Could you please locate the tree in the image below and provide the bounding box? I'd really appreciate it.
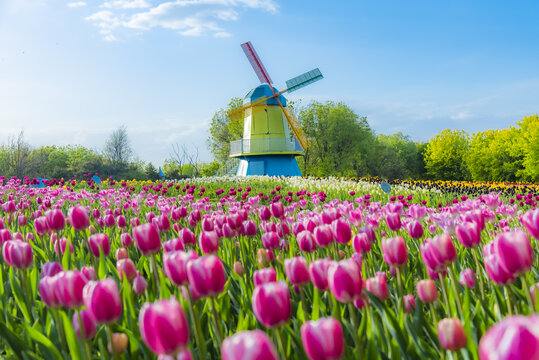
[207,98,244,163]
[425,129,470,180]
[144,162,159,181]
[7,131,32,179]
[103,125,132,177]
[516,114,539,181]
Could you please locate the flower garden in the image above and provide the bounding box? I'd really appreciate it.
[0,175,538,360]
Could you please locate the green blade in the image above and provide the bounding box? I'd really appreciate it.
[285,68,323,93]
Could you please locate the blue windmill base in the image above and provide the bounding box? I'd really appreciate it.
[235,155,302,177]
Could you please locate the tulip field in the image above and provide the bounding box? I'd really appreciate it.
[1,175,539,360]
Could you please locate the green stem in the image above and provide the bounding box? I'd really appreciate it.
[520,275,535,313]
[19,269,35,323]
[439,274,451,316]
[504,286,513,316]
[150,255,161,299]
[184,287,207,360]
[473,247,486,301]
[299,286,310,321]
[209,297,223,346]
[347,302,362,359]
[273,327,287,360]
[77,310,92,360]
[395,266,404,312]
[106,324,119,360]
[448,265,464,321]
[53,309,69,355]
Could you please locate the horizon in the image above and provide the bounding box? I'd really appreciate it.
[1,0,538,167]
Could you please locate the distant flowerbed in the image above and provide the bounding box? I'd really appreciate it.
[0,175,538,359]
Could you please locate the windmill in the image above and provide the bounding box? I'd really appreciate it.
[227,41,323,177]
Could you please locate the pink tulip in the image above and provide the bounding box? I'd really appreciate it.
[284,256,310,286]
[17,214,27,227]
[199,231,219,254]
[270,202,284,219]
[81,266,97,282]
[314,225,333,247]
[309,258,334,291]
[54,237,74,255]
[242,220,257,237]
[332,219,352,244]
[83,279,122,324]
[521,208,539,239]
[68,205,90,230]
[133,223,162,256]
[420,233,457,272]
[438,318,467,351]
[456,222,482,248]
[164,250,198,286]
[117,259,137,282]
[365,272,389,301]
[120,233,133,247]
[483,242,515,285]
[297,230,317,253]
[386,212,402,231]
[416,279,438,303]
[406,220,424,239]
[381,236,407,267]
[252,281,291,328]
[221,330,279,360]
[253,267,277,287]
[0,229,12,246]
[404,294,416,313]
[117,215,127,228]
[139,298,190,356]
[328,259,362,303]
[262,232,280,250]
[3,240,33,269]
[178,228,196,247]
[73,310,97,340]
[301,317,344,360]
[54,270,87,308]
[104,214,115,227]
[156,214,171,232]
[39,276,61,308]
[187,255,226,298]
[41,261,63,278]
[163,238,185,253]
[259,206,271,221]
[352,233,371,254]
[133,275,147,294]
[46,209,65,231]
[494,230,533,276]
[459,268,476,289]
[34,216,50,236]
[88,233,110,257]
[116,248,128,260]
[479,315,539,360]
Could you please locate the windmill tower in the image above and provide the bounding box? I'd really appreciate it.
[228,41,323,177]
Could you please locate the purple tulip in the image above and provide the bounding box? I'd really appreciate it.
[314,225,333,247]
[139,298,190,355]
[479,315,539,360]
[221,330,279,360]
[72,310,97,340]
[297,230,317,253]
[46,209,65,231]
[386,212,402,231]
[88,233,110,257]
[163,250,198,286]
[352,233,371,254]
[83,279,122,324]
[41,261,63,278]
[198,230,219,254]
[459,268,476,289]
[309,258,333,291]
[253,267,277,287]
[117,259,137,282]
[284,256,310,286]
[381,236,407,267]
[178,228,196,247]
[252,281,291,328]
[69,205,90,230]
[301,317,344,360]
[270,202,284,219]
[133,275,147,294]
[483,242,515,285]
[328,259,362,303]
[133,223,162,256]
[3,240,33,269]
[456,222,482,248]
[332,219,352,244]
[120,233,133,247]
[39,275,61,308]
[186,255,226,298]
[406,220,424,239]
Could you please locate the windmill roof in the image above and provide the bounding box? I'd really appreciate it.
[243,84,287,106]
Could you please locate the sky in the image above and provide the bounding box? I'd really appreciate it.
[1,0,539,166]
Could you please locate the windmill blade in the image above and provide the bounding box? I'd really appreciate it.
[271,95,310,150]
[226,88,288,122]
[241,41,273,84]
[285,68,323,93]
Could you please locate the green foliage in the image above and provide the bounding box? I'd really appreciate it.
[207,97,244,164]
[425,129,470,180]
[144,163,160,181]
[516,114,539,181]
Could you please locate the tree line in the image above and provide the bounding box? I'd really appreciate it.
[208,99,538,182]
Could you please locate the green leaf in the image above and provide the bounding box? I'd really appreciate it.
[9,268,32,323]
[311,288,320,321]
[60,311,83,360]
[0,319,26,358]
[25,323,63,360]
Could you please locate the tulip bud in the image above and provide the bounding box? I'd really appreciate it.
[406,220,424,239]
[54,270,87,308]
[284,256,310,286]
[233,261,245,277]
[365,272,389,301]
[133,223,162,256]
[69,205,90,231]
[416,279,438,303]
[494,230,533,276]
[187,255,226,298]
[314,224,334,248]
[108,333,129,355]
[309,258,333,291]
[437,318,467,351]
[116,247,128,260]
[46,209,65,231]
[133,275,147,295]
[163,250,198,287]
[72,310,97,340]
[253,267,277,287]
[386,212,402,231]
[83,279,122,324]
[459,268,476,289]
[41,261,63,278]
[328,259,362,303]
[262,232,280,250]
[521,208,539,239]
[88,233,110,257]
[332,219,352,244]
[3,240,33,269]
[117,259,137,282]
[456,222,482,248]
[297,230,317,253]
[258,248,271,267]
[381,236,407,267]
[198,231,219,254]
[420,234,457,272]
[404,294,416,313]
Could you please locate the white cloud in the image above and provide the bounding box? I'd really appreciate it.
[84,0,279,40]
[67,1,87,8]
[101,0,151,9]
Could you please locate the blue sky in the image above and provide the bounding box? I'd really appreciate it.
[1,0,538,166]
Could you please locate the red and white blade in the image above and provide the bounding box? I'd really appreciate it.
[241,41,273,85]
